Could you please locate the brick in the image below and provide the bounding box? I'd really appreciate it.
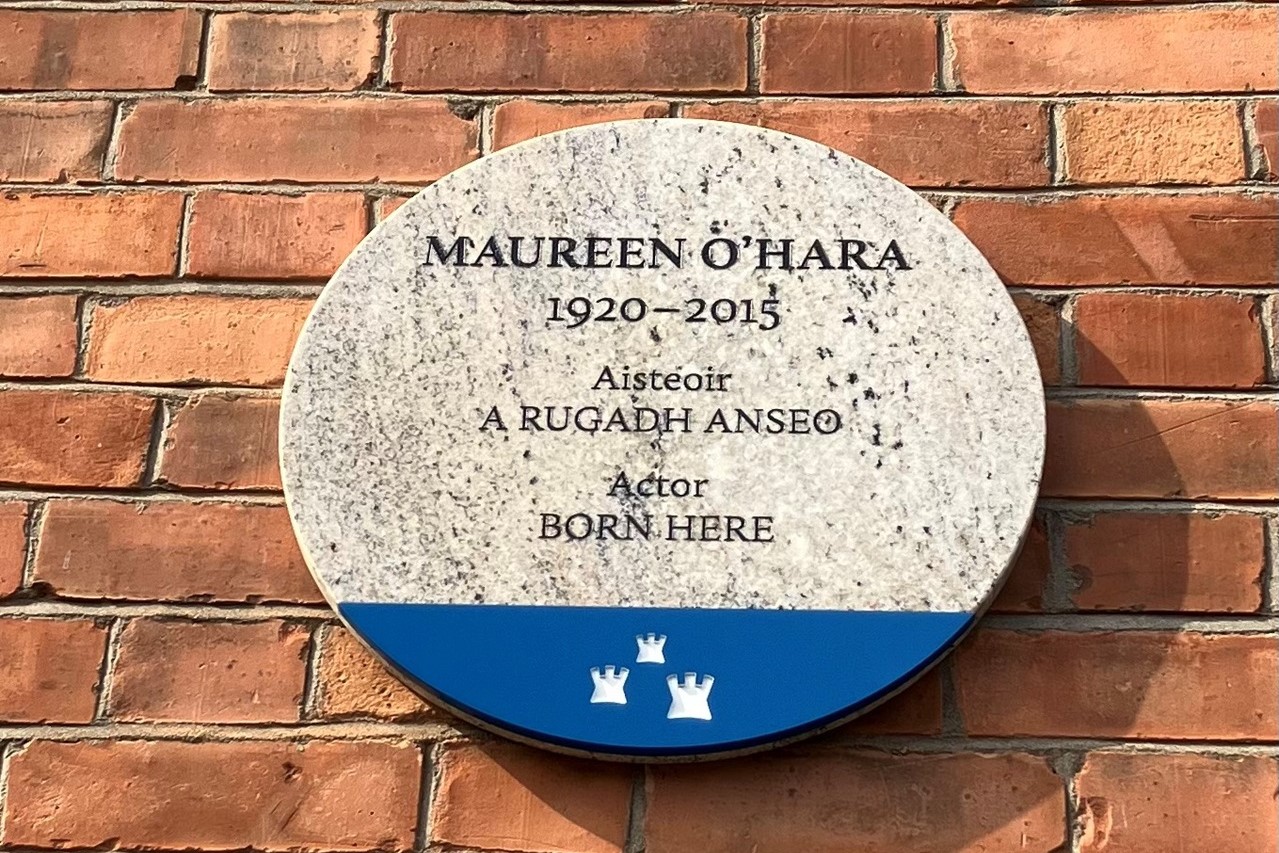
[0,618,106,723]
[685,100,1048,187]
[432,743,631,853]
[390,12,747,93]
[952,8,1278,94]
[1074,293,1265,388]
[493,100,669,150]
[991,513,1049,612]
[1063,100,1245,186]
[375,195,412,221]
[761,14,937,95]
[1064,512,1265,613]
[0,389,154,488]
[4,740,421,851]
[1011,294,1059,383]
[111,619,308,723]
[0,192,183,278]
[116,98,477,183]
[1256,100,1278,179]
[34,499,321,603]
[1043,399,1278,500]
[646,752,1065,853]
[0,10,200,90]
[209,12,379,92]
[954,630,1278,739]
[0,295,78,377]
[0,101,112,182]
[186,192,367,279]
[1076,753,1278,853]
[952,194,1279,286]
[85,296,313,386]
[715,0,1002,5]
[160,394,281,490]
[839,667,943,735]
[0,501,26,597]
[317,625,435,720]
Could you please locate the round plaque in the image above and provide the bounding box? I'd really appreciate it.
[281,120,1045,760]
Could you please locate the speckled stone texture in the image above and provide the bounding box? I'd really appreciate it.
[281,119,1044,614]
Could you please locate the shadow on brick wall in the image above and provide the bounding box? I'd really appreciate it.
[453,321,1210,853]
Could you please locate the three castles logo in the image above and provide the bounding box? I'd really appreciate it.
[280,121,1045,759]
[590,635,715,722]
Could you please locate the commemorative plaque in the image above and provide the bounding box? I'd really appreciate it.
[281,120,1045,759]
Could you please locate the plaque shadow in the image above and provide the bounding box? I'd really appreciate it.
[477,316,1199,852]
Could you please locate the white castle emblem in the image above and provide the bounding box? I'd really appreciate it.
[666,672,714,720]
[589,665,629,705]
[635,633,667,664]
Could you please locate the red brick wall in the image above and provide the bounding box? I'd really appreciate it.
[0,4,1277,852]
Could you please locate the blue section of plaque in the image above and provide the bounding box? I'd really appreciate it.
[338,603,971,756]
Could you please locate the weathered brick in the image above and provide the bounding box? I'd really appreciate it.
[1256,100,1278,179]
[390,12,747,93]
[0,295,78,377]
[952,8,1278,94]
[34,499,321,603]
[839,667,943,735]
[160,394,281,490]
[317,626,435,720]
[116,98,477,183]
[0,101,112,182]
[760,14,937,95]
[186,192,367,280]
[991,513,1049,613]
[1043,399,1278,499]
[1064,512,1265,613]
[1076,753,1279,853]
[0,389,154,488]
[1063,100,1246,185]
[493,100,669,150]
[5,2,1275,831]
[432,743,632,853]
[714,0,1003,6]
[374,195,412,221]
[208,12,379,92]
[3,740,421,851]
[953,630,1278,739]
[0,500,26,597]
[0,10,200,90]
[646,752,1066,853]
[111,619,308,723]
[952,194,1279,286]
[1074,293,1265,388]
[0,192,183,278]
[0,618,106,723]
[85,296,313,386]
[1011,294,1059,383]
[685,100,1048,187]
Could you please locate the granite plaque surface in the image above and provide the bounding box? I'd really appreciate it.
[281,119,1045,759]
